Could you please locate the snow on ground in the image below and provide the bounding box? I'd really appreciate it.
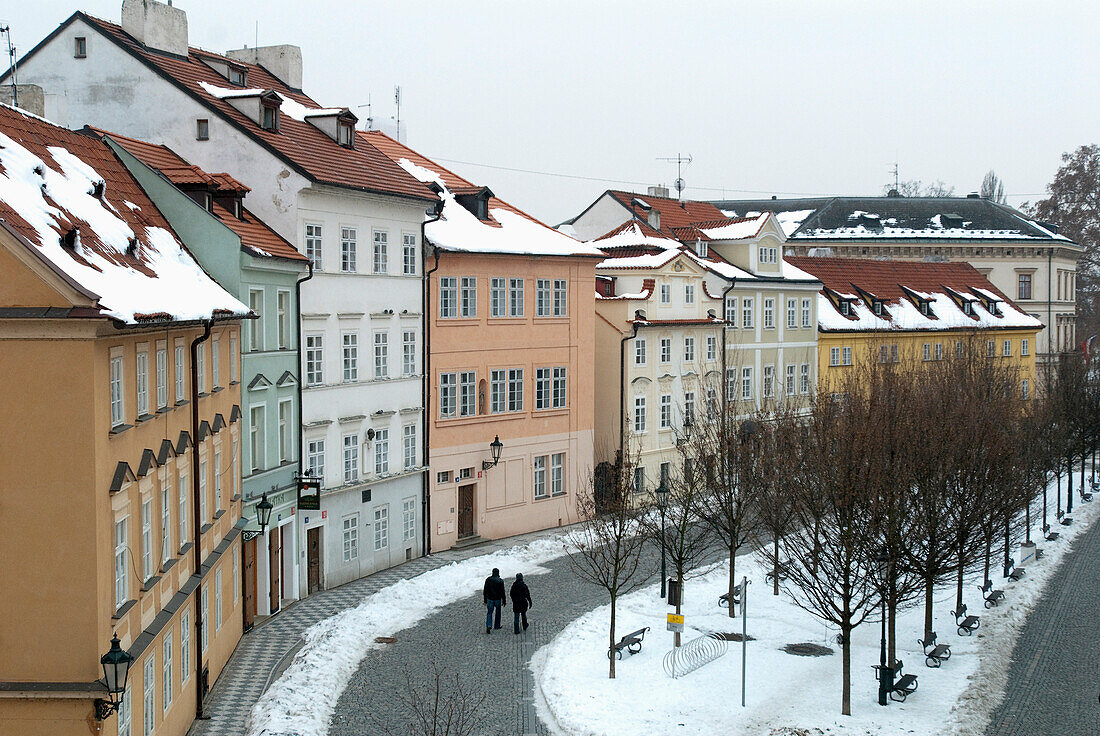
[534,475,1100,736]
[246,533,571,736]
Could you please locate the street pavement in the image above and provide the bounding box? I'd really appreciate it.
[985,507,1100,736]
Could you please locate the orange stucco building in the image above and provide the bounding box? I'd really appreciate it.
[372,135,602,551]
[0,105,249,736]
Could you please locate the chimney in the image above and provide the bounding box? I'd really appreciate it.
[226,45,303,90]
[647,185,670,198]
[121,0,189,57]
[0,84,46,118]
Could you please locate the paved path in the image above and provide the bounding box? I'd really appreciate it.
[187,527,577,736]
[985,507,1100,736]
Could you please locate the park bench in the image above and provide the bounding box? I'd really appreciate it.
[718,582,743,611]
[873,659,918,702]
[951,604,980,636]
[1003,559,1025,582]
[1081,487,1094,502]
[1043,523,1060,542]
[765,561,791,585]
[1057,509,1073,526]
[979,579,1005,608]
[608,627,650,660]
[918,632,952,668]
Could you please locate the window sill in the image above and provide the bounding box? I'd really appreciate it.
[213,386,224,393]
[230,380,240,386]
[231,494,242,502]
[156,406,172,414]
[200,523,213,534]
[532,408,569,417]
[109,424,133,436]
[214,509,226,520]
[198,392,210,398]
[141,575,161,592]
[136,413,155,424]
[112,600,136,620]
[160,558,178,574]
[175,399,189,407]
[179,542,193,555]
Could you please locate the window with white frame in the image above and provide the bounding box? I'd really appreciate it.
[211,339,220,388]
[439,373,457,417]
[842,346,852,366]
[402,331,416,375]
[830,347,841,366]
[635,338,646,365]
[178,473,187,548]
[535,279,551,316]
[162,632,173,710]
[490,369,506,413]
[250,407,264,472]
[233,439,239,498]
[215,568,222,631]
[143,655,155,736]
[987,340,996,358]
[342,514,358,562]
[374,428,389,475]
[179,610,190,684]
[373,230,388,273]
[118,685,131,736]
[553,279,567,316]
[248,289,264,351]
[305,223,322,269]
[684,391,695,425]
[660,394,672,428]
[802,298,812,328]
[110,353,125,427]
[634,396,646,432]
[786,364,796,395]
[509,278,524,316]
[341,227,357,272]
[534,455,547,498]
[934,343,943,361]
[402,497,416,540]
[307,439,325,479]
[726,369,737,401]
[403,424,417,469]
[660,337,671,363]
[141,499,152,581]
[660,284,671,304]
[551,453,564,495]
[1022,378,1031,400]
[552,367,567,408]
[343,433,359,483]
[923,343,932,361]
[684,284,695,304]
[1003,339,1012,357]
[787,298,797,329]
[459,371,476,416]
[763,366,774,398]
[156,345,167,409]
[460,277,477,317]
[200,585,209,653]
[174,345,185,402]
[706,335,717,361]
[233,546,239,602]
[1021,338,1029,356]
[742,297,754,328]
[633,467,645,494]
[490,277,506,317]
[508,369,524,411]
[161,485,171,565]
[800,363,810,394]
[306,335,323,385]
[439,277,458,317]
[706,387,718,418]
[535,368,551,409]
[279,402,292,463]
[136,350,149,416]
[272,291,288,350]
[741,366,753,400]
[374,331,388,378]
[342,332,358,382]
[115,517,128,608]
[374,506,389,550]
[763,298,775,329]
[683,336,695,362]
[196,343,206,394]
[725,295,737,323]
[198,459,208,525]
[403,233,417,275]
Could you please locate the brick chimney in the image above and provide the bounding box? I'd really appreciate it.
[226,45,303,90]
[121,0,189,57]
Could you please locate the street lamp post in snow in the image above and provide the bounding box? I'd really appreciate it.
[656,479,669,600]
[876,548,892,706]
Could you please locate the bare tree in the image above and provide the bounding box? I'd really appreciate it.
[884,179,957,197]
[981,170,1007,204]
[369,665,488,736]
[564,450,649,678]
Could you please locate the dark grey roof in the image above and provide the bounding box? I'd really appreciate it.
[712,196,1072,242]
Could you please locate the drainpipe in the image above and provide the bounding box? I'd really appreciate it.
[189,318,213,720]
[293,261,313,605]
[421,202,443,556]
[619,320,641,466]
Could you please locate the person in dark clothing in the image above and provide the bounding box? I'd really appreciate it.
[483,568,507,633]
[510,573,533,634]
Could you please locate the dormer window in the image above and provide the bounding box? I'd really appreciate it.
[962,301,973,316]
[229,67,247,86]
[696,240,708,258]
[338,121,355,148]
[872,300,883,316]
[839,300,852,316]
[261,101,279,131]
[919,300,932,317]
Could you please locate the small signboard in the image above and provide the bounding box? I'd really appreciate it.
[666,613,684,633]
[298,475,321,511]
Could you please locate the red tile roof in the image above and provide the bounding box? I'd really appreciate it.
[606,190,727,231]
[74,13,435,202]
[102,129,306,262]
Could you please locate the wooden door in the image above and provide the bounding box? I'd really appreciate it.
[243,537,257,629]
[307,526,322,594]
[268,530,281,613]
[458,484,475,539]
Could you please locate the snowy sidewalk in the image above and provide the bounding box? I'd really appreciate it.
[186,526,576,736]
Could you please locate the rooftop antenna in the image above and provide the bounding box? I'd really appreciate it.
[392,85,401,142]
[657,153,693,201]
[1,24,17,109]
[890,160,899,192]
[255,21,258,50]
[356,95,373,130]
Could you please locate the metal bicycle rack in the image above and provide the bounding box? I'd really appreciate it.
[662,632,729,679]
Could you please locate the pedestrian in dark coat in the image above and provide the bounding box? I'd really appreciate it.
[510,573,533,634]
[483,568,507,633]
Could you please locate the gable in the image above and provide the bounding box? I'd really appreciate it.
[0,225,94,310]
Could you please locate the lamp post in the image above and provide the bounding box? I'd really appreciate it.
[94,634,134,720]
[656,479,669,599]
[482,435,503,471]
[875,548,892,706]
[242,489,275,542]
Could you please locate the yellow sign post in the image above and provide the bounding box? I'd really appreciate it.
[666,613,684,632]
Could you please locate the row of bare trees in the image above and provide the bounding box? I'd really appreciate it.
[567,338,1099,716]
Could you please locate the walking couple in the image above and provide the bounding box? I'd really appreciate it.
[483,568,532,634]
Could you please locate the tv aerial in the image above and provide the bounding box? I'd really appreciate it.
[657,153,693,200]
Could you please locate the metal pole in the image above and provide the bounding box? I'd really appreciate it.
[741,575,749,707]
[660,505,667,599]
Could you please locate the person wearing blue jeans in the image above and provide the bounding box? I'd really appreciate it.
[483,568,507,634]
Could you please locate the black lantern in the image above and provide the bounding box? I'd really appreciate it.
[256,491,274,533]
[655,479,670,508]
[94,634,134,720]
[482,435,504,471]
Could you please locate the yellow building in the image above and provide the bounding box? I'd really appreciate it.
[787,257,1042,397]
[0,105,250,735]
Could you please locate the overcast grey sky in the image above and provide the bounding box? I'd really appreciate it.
[5,1,1099,225]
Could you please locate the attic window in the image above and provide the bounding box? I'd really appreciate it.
[338,121,355,148]
[919,300,932,317]
[196,119,210,141]
[962,301,973,316]
[872,300,883,316]
[261,102,279,132]
[838,300,852,316]
[229,67,247,86]
[74,37,87,58]
[696,240,708,258]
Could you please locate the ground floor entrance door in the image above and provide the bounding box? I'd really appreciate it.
[307,526,322,594]
[268,530,281,614]
[243,537,257,629]
[458,484,476,539]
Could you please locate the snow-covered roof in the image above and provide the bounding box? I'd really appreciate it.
[0,103,249,324]
[695,213,769,240]
[594,220,681,251]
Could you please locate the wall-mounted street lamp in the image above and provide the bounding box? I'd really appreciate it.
[482,435,503,471]
[94,634,134,720]
[242,488,275,542]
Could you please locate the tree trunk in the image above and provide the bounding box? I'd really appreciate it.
[1043,485,1048,529]
[983,533,992,583]
[1068,458,1075,514]
[608,596,617,679]
[887,599,897,665]
[728,546,737,619]
[772,536,780,596]
[955,541,966,613]
[1056,469,1062,514]
[841,625,852,716]
[923,574,934,642]
[1081,452,1087,495]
